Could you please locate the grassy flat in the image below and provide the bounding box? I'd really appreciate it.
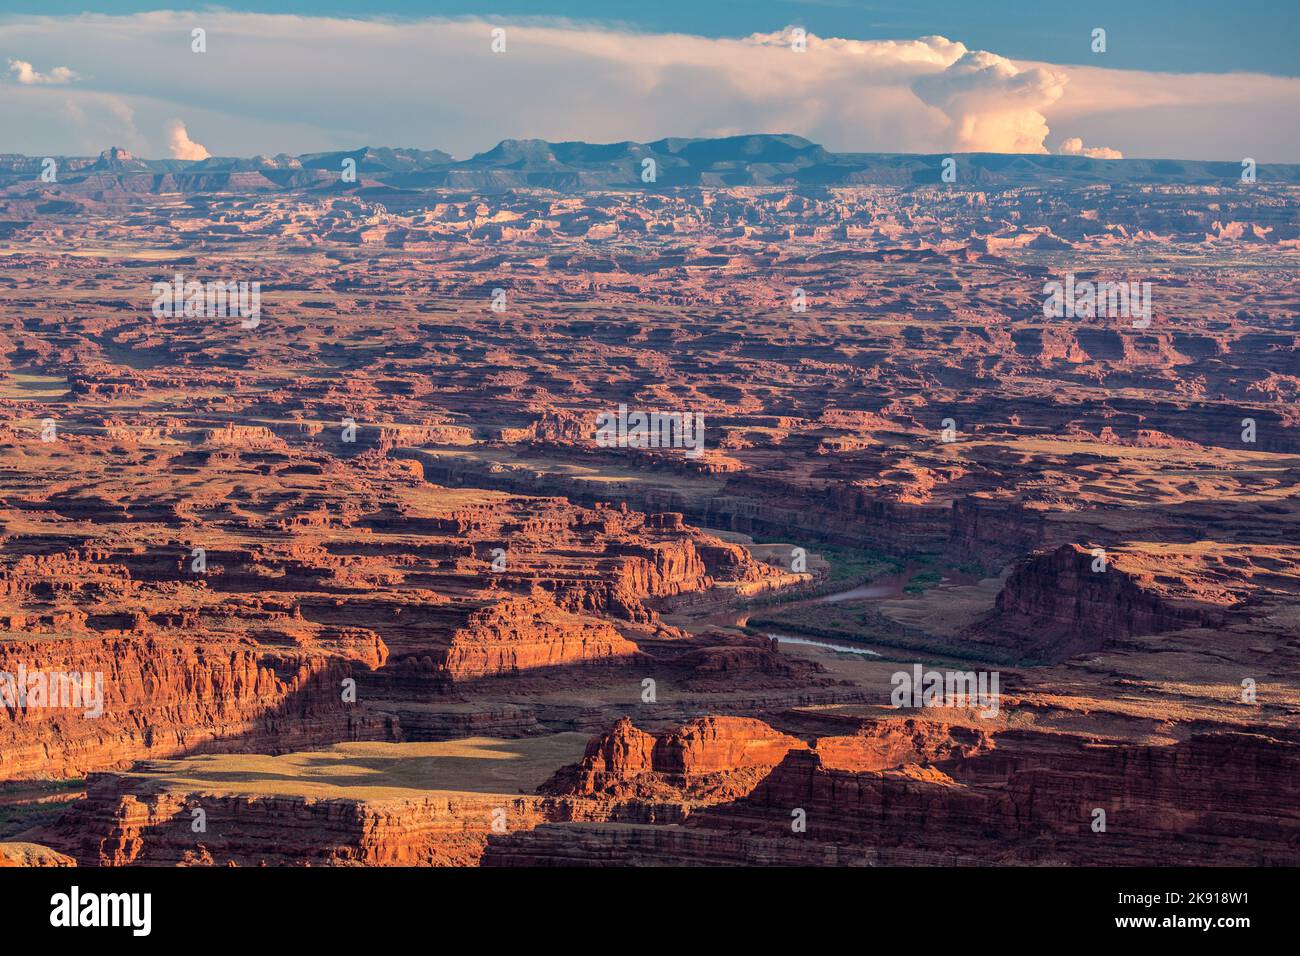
[121,735,591,803]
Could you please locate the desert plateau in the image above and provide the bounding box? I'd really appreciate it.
[0,131,1295,872]
[1,15,1298,933]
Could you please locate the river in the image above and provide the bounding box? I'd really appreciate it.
[766,634,882,657]
[698,571,915,657]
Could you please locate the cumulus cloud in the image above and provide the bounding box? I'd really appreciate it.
[166,119,209,160]
[7,58,78,85]
[1058,136,1123,159]
[0,13,1296,161]
[912,49,1065,153]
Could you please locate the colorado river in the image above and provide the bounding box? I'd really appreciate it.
[767,634,881,656]
[703,571,911,630]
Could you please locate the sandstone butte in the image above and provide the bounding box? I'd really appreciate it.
[0,153,1296,866]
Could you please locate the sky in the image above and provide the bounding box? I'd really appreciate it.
[1,2,1297,161]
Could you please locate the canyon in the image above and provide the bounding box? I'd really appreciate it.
[0,136,1296,866]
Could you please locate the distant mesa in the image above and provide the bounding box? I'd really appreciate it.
[5,134,1296,194]
[89,147,151,173]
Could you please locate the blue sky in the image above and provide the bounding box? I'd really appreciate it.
[11,1,1299,75]
[2,5,1297,159]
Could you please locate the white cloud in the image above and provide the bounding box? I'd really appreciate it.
[0,13,1295,161]
[7,58,78,85]
[166,119,209,160]
[1058,136,1123,159]
[912,49,1064,153]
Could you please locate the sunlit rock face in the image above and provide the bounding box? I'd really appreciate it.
[2,139,1298,867]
